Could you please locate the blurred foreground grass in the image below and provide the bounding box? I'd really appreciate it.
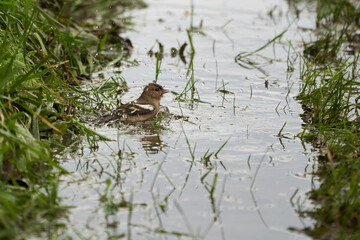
[0,0,144,238]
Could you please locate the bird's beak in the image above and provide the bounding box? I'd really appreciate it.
[162,89,169,95]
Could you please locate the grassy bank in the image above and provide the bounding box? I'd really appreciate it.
[291,0,360,239]
[0,0,144,238]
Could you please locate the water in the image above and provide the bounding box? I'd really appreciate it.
[59,0,317,239]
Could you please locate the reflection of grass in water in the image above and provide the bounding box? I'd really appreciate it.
[201,137,231,168]
[235,30,287,76]
[92,127,231,239]
[182,123,196,161]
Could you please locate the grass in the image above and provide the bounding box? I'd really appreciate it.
[176,30,199,103]
[155,51,162,81]
[0,0,145,238]
[289,0,360,239]
[174,3,203,104]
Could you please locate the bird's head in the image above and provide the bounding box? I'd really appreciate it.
[140,83,169,101]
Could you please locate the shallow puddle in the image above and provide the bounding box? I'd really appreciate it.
[59,0,317,239]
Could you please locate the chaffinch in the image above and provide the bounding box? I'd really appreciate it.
[101,83,169,123]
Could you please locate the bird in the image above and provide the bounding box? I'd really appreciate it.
[100,83,169,123]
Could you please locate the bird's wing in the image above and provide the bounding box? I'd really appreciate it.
[113,103,155,117]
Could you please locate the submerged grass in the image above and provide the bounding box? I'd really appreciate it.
[0,0,144,238]
[290,0,360,239]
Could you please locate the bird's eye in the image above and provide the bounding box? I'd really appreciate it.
[155,88,160,91]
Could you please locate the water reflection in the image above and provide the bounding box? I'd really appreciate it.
[140,134,163,154]
[59,0,318,238]
[111,118,169,154]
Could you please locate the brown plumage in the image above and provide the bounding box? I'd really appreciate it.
[101,83,168,123]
